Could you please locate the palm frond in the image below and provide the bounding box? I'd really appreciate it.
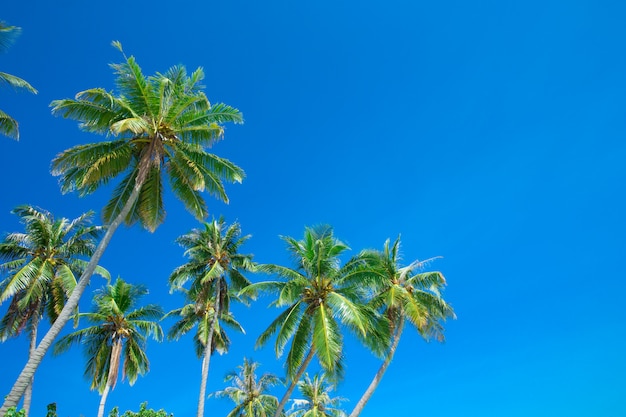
[0,109,19,139]
[0,72,37,93]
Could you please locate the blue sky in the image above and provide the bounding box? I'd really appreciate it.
[1,1,625,416]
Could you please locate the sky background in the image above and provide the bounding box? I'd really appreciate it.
[1,1,626,416]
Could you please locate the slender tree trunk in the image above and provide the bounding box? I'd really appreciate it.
[22,315,39,417]
[197,283,221,417]
[98,340,122,417]
[348,316,405,417]
[0,181,144,417]
[97,384,111,417]
[274,348,315,417]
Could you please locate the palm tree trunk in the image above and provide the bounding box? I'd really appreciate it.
[0,179,144,416]
[348,316,404,417]
[274,348,315,417]
[197,283,221,417]
[22,315,39,417]
[97,384,111,417]
[98,339,122,417]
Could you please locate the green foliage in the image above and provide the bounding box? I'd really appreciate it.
[50,43,244,231]
[3,406,25,417]
[287,373,346,417]
[248,225,380,381]
[0,21,37,140]
[0,206,107,342]
[108,402,173,417]
[212,358,282,417]
[46,403,57,417]
[54,278,163,392]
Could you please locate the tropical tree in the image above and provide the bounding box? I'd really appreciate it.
[0,206,107,417]
[167,218,254,417]
[242,225,382,417]
[211,358,282,417]
[0,22,37,139]
[348,237,455,417]
[287,373,346,417]
[108,402,173,417]
[0,42,244,414]
[53,278,163,417]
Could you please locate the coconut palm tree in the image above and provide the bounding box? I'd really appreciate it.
[348,237,455,417]
[242,225,381,417]
[0,205,108,417]
[0,22,37,139]
[287,373,346,417]
[0,43,244,414]
[212,358,282,417]
[53,278,163,417]
[167,218,254,417]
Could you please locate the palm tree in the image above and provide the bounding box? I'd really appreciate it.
[0,205,108,417]
[167,218,254,417]
[212,358,282,417]
[242,225,381,417]
[53,278,163,417]
[348,237,455,417]
[287,373,346,417]
[0,22,37,139]
[0,43,244,414]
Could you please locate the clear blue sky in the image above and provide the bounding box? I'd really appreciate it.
[1,1,625,416]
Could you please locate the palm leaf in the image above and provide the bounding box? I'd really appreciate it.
[0,72,37,93]
[0,109,18,139]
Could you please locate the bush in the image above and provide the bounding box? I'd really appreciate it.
[108,403,173,417]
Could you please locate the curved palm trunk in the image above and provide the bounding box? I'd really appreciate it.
[197,283,220,417]
[22,315,39,417]
[348,316,404,417]
[0,178,144,416]
[274,348,315,417]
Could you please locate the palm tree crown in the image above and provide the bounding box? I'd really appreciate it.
[54,278,163,417]
[287,373,346,417]
[212,358,282,417]
[366,237,455,342]
[0,205,107,339]
[249,225,376,380]
[50,41,244,232]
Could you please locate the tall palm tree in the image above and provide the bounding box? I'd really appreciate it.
[0,22,37,139]
[168,218,254,417]
[0,205,108,417]
[212,358,282,417]
[0,43,244,414]
[348,237,455,417]
[242,225,381,417]
[53,278,163,417]
[287,373,346,417]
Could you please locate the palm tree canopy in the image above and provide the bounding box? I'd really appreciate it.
[212,358,282,417]
[287,373,346,417]
[166,284,245,358]
[53,277,163,392]
[167,217,254,352]
[363,237,455,341]
[244,225,383,381]
[0,205,108,340]
[50,42,244,231]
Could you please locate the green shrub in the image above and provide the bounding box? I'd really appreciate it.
[108,403,173,417]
